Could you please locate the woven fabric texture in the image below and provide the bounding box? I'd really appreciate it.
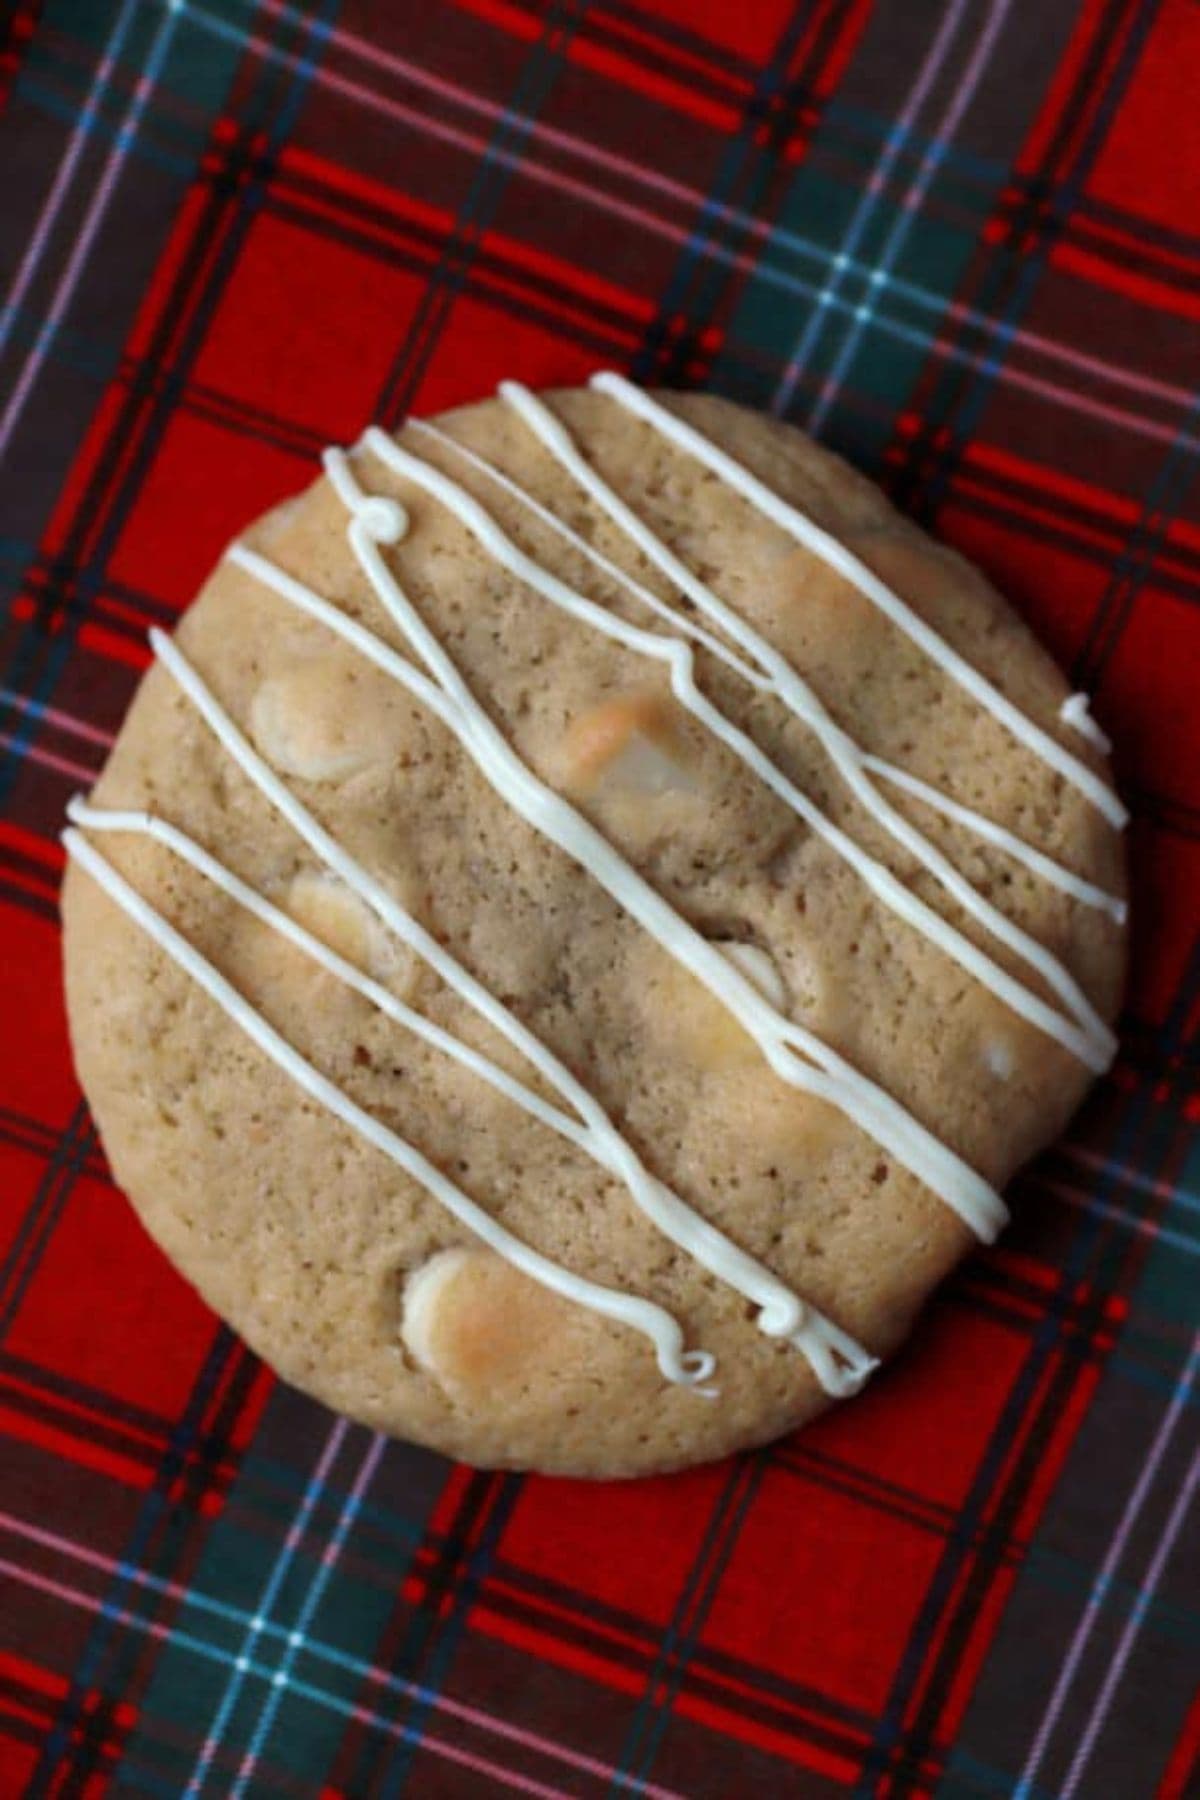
[0,2,1197,1795]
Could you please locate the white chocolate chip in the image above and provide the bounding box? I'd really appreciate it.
[250,654,382,782]
[561,692,697,797]
[286,872,395,979]
[985,1039,1015,1080]
[400,1247,475,1374]
[400,1247,584,1395]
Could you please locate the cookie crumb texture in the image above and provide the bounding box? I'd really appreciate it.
[62,387,1126,1476]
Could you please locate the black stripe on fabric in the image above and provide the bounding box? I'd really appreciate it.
[350,1469,524,1797]
[889,0,1160,524]
[611,1451,768,1788]
[23,12,339,1790]
[864,1038,1195,1796]
[260,184,646,351]
[0,1101,95,1332]
[373,1,588,430]
[0,1104,107,1177]
[0,0,331,797]
[568,0,755,104]
[26,1320,241,1794]
[1078,191,1200,268]
[1074,415,1200,690]
[60,1343,266,1795]
[633,0,858,391]
[0,877,57,922]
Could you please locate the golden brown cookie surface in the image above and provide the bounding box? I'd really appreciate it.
[61,384,1126,1476]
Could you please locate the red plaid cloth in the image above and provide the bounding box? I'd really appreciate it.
[1,2,1198,1795]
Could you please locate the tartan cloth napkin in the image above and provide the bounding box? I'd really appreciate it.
[1,0,1197,1794]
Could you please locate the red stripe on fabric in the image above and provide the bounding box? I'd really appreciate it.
[1015,0,1137,174]
[0,865,58,907]
[1051,241,1200,323]
[675,1652,869,1755]
[1077,207,1200,279]
[1157,1681,1200,1799]
[0,1370,170,1457]
[457,250,644,343]
[475,227,657,323]
[87,591,164,634]
[277,144,656,323]
[584,4,752,96]
[486,1566,876,1757]
[124,188,214,364]
[0,1653,67,1705]
[270,180,642,351]
[0,1698,46,1738]
[882,1340,1103,1765]
[446,0,545,44]
[561,30,740,131]
[278,145,457,236]
[469,1602,645,1695]
[961,443,1141,528]
[670,1687,859,1783]
[227,1362,275,1452]
[0,822,64,872]
[950,472,1127,557]
[0,1402,153,1491]
[804,0,878,102]
[486,1570,655,1660]
[1165,513,1200,554]
[468,1596,891,1787]
[987,1248,1080,1297]
[449,0,741,128]
[424,1463,477,1539]
[77,624,151,671]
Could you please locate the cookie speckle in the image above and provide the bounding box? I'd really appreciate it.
[61,381,1126,1476]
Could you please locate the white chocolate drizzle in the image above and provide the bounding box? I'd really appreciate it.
[588,371,1128,830]
[65,794,874,1396]
[413,415,1125,928]
[63,824,715,1391]
[861,756,1126,924]
[244,451,1009,1239]
[65,377,1127,1407]
[474,385,1113,1071]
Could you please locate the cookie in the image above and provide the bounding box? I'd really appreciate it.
[61,377,1127,1477]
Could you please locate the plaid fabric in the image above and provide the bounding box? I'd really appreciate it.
[1,0,1197,1793]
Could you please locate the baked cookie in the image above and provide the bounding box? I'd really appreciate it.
[61,377,1127,1477]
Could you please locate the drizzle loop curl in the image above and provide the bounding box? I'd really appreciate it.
[65,378,1124,1402]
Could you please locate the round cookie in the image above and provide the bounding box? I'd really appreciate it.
[61,381,1127,1477]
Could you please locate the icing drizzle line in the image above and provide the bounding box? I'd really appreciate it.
[230,472,1009,1241]
[66,795,876,1396]
[589,371,1128,830]
[408,413,1125,930]
[386,398,1115,1071]
[65,376,1125,1403]
[63,825,716,1391]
